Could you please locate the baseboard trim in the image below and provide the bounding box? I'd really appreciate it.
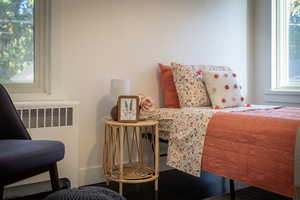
[79,165,105,186]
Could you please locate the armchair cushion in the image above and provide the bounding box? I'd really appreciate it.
[0,140,65,178]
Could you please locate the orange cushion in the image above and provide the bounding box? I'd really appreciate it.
[159,64,180,108]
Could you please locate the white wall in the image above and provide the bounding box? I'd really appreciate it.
[13,0,250,186]
[252,0,300,106]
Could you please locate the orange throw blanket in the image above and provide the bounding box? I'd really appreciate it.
[202,107,300,198]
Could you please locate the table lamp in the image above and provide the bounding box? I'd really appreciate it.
[110,79,131,98]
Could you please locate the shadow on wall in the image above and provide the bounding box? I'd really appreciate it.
[96,94,116,159]
[81,94,115,185]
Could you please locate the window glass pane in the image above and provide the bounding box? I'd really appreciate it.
[0,0,34,84]
[289,0,300,82]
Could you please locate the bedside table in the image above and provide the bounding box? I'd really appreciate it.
[102,119,159,195]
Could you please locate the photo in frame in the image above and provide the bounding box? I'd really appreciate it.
[118,96,139,122]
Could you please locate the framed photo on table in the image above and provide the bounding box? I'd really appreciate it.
[118,96,139,122]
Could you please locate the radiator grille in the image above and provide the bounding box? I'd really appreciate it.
[17,107,73,129]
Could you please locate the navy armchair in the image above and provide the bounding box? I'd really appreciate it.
[0,84,65,200]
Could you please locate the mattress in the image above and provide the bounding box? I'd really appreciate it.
[144,106,276,140]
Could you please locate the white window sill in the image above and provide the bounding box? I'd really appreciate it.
[264,89,300,104]
[265,89,300,96]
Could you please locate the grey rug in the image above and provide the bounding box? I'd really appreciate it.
[205,187,291,200]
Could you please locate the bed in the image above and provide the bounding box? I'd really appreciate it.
[154,63,300,199]
[143,106,300,199]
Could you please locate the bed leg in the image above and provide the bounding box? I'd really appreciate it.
[229,179,235,200]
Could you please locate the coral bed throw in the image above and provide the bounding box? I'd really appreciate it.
[202,107,300,198]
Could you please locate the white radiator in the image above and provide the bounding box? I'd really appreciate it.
[11,101,80,188]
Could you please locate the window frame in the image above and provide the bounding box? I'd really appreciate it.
[272,0,300,91]
[3,0,51,94]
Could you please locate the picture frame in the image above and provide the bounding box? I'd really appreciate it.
[118,96,139,123]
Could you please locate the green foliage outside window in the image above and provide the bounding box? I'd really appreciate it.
[290,0,300,16]
[0,0,34,83]
[290,0,300,59]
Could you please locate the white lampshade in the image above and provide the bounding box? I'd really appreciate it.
[110,79,131,97]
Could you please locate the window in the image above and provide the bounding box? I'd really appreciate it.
[272,0,300,91]
[0,0,50,93]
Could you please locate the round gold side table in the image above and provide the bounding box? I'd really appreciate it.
[102,119,159,195]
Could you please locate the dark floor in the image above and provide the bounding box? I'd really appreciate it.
[94,170,291,200]
[95,170,229,200]
[7,170,292,200]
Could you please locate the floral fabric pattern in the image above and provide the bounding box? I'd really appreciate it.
[171,63,210,107]
[143,105,280,176]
